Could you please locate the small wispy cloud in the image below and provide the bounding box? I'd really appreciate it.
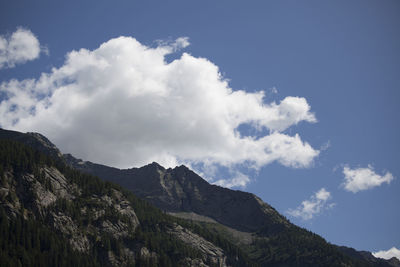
[342,165,394,193]
[172,37,190,50]
[156,36,190,52]
[269,86,278,94]
[373,247,400,260]
[0,27,44,69]
[287,188,335,220]
[320,140,331,151]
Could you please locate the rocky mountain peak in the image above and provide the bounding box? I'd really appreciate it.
[66,155,289,233]
[142,161,166,171]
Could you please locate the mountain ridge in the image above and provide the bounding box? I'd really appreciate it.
[1,128,398,267]
[64,155,290,234]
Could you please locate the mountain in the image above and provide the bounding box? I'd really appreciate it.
[0,130,254,266]
[64,153,399,267]
[0,128,398,267]
[63,155,288,234]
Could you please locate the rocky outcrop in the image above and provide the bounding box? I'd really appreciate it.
[138,247,158,264]
[51,212,91,252]
[0,165,140,265]
[168,224,228,267]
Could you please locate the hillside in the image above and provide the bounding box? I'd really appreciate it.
[0,128,398,267]
[65,153,398,267]
[0,137,254,266]
[63,156,289,234]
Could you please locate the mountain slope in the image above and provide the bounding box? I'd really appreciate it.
[63,143,398,267]
[0,135,254,266]
[1,128,398,267]
[64,156,288,234]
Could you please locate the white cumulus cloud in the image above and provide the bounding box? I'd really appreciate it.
[0,28,44,69]
[342,165,394,193]
[373,247,400,261]
[287,188,334,220]
[0,36,319,181]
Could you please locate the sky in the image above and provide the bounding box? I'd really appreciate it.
[0,0,399,259]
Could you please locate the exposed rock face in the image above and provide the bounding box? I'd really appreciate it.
[66,159,289,233]
[138,247,158,264]
[0,165,140,264]
[51,212,91,252]
[181,257,209,267]
[168,223,228,267]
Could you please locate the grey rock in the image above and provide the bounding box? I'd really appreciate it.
[34,182,57,208]
[139,247,158,261]
[1,163,140,266]
[181,257,209,267]
[52,212,90,252]
[168,224,228,267]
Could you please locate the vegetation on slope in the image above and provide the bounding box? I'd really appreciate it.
[0,139,254,266]
[0,131,395,267]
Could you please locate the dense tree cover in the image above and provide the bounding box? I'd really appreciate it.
[251,226,353,266]
[0,139,254,266]
[250,228,392,267]
[0,205,97,267]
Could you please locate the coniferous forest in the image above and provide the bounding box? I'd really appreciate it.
[0,134,397,266]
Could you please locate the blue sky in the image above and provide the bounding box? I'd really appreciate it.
[1,0,399,258]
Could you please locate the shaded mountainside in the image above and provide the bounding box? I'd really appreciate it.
[63,156,288,234]
[0,129,63,159]
[337,246,400,267]
[1,128,399,267]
